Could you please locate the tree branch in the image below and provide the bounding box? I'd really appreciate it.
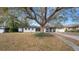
[29,7,41,25]
[45,7,47,20]
[25,8,35,19]
[47,7,64,21]
[30,7,42,18]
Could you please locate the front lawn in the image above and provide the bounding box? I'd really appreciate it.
[0,32,73,51]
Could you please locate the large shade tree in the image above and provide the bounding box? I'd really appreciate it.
[23,7,70,32]
[0,15,21,32]
[22,7,79,32]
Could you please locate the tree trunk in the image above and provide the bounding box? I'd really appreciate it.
[40,26,44,32]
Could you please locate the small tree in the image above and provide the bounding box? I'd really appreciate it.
[0,8,29,32]
[0,15,20,32]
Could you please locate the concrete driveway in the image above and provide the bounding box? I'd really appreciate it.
[56,32,79,40]
[53,32,79,51]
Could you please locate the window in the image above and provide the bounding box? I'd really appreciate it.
[36,28,40,31]
[28,28,30,30]
[25,28,27,30]
[46,28,49,32]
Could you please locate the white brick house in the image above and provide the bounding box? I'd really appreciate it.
[0,26,66,33]
[18,28,36,32]
[0,27,65,33]
[18,27,54,32]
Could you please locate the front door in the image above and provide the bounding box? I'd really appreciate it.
[36,28,40,32]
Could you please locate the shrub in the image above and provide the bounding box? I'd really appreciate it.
[65,28,68,32]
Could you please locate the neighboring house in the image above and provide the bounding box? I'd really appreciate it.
[64,24,79,31]
[56,28,66,32]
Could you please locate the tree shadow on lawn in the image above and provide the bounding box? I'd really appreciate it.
[34,32,53,39]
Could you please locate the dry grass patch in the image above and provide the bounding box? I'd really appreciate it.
[0,32,73,51]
